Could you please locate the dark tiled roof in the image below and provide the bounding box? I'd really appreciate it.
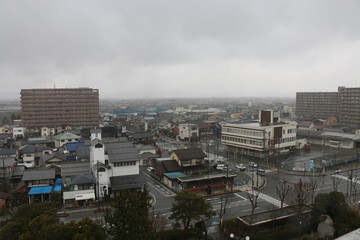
[110,174,145,190]
[172,148,206,161]
[11,165,25,178]
[75,146,90,159]
[129,132,154,139]
[61,161,91,177]
[21,145,52,154]
[140,152,158,158]
[0,157,15,168]
[44,152,67,162]
[0,148,17,156]
[107,142,140,163]
[298,121,313,128]
[162,160,183,173]
[0,134,10,140]
[22,168,55,181]
[70,173,95,185]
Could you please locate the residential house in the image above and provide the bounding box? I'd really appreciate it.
[27,137,54,148]
[128,132,155,144]
[0,148,17,160]
[157,120,174,134]
[44,152,67,168]
[10,165,25,187]
[0,125,12,134]
[297,121,315,131]
[53,132,82,148]
[170,148,206,175]
[0,134,11,148]
[62,173,96,207]
[63,142,86,156]
[13,126,25,139]
[178,123,199,141]
[136,144,158,166]
[41,127,56,137]
[20,145,52,168]
[22,168,56,203]
[0,158,16,188]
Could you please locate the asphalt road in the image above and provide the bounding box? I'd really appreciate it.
[58,140,360,231]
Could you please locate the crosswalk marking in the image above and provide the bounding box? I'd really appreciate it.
[245,190,287,208]
[332,174,360,184]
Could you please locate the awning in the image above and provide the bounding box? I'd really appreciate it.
[75,193,95,200]
[28,186,53,195]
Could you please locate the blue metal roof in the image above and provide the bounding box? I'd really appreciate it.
[28,186,53,195]
[163,172,187,179]
[65,142,85,152]
[53,178,62,192]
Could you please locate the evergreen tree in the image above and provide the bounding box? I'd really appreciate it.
[169,191,215,240]
[104,187,152,240]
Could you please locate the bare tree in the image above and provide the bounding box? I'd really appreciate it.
[309,179,319,204]
[289,178,312,212]
[149,208,167,237]
[219,196,228,228]
[246,189,262,214]
[276,179,290,208]
[332,175,342,192]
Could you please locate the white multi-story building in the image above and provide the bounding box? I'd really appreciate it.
[178,123,199,141]
[222,110,297,159]
[89,129,144,198]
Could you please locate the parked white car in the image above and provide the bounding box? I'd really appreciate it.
[236,164,246,171]
[249,162,258,168]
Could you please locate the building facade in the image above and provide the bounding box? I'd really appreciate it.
[338,86,360,126]
[296,86,360,127]
[222,110,297,159]
[296,91,339,120]
[20,88,99,128]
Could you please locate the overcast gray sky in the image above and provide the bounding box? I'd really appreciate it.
[1,0,360,100]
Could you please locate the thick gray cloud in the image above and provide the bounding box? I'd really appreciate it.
[1,0,360,99]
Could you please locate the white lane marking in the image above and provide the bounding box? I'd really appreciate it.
[234,193,247,200]
[149,192,157,206]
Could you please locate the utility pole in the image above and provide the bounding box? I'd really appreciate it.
[96,161,101,210]
[2,157,6,192]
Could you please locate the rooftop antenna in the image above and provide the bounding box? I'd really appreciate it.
[54,83,56,89]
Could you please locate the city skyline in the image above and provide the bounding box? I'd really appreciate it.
[1,1,360,99]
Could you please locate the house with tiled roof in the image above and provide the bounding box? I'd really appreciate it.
[136,144,158,166]
[53,132,81,148]
[20,145,53,168]
[63,173,96,207]
[128,132,155,144]
[22,168,56,203]
[44,152,67,168]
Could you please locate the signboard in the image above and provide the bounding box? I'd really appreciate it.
[75,193,95,201]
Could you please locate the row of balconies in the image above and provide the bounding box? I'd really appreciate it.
[22,111,99,116]
[23,122,99,127]
[21,94,98,98]
[21,99,99,104]
[21,90,98,95]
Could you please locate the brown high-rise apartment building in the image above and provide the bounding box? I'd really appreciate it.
[296,86,360,126]
[20,88,100,128]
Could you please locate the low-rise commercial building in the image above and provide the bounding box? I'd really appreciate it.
[222,110,297,159]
